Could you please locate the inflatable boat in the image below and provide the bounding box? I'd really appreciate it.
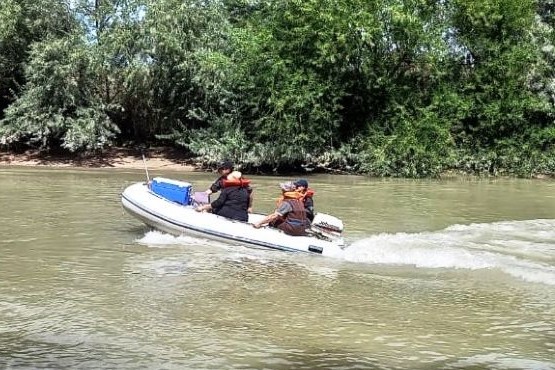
[121,177,345,254]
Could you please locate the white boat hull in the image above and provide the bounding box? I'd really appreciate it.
[121,182,345,254]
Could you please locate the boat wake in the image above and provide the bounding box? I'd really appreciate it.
[329,219,555,286]
[135,219,555,286]
[136,231,213,248]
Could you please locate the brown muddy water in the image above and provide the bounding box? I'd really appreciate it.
[1,167,554,369]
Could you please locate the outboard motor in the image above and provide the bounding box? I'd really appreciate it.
[309,213,344,242]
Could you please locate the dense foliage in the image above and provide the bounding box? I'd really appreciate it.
[1,0,554,177]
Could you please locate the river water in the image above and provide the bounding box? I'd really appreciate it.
[1,167,554,369]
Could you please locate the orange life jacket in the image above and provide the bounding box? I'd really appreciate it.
[222,178,251,188]
[300,188,315,200]
[276,191,304,206]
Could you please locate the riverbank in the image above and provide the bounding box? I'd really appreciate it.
[2,147,553,179]
[0,147,197,171]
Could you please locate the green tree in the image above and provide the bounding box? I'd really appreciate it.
[447,0,555,175]
[211,0,384,166]
[0,0,74,117]
[0,35,118,151]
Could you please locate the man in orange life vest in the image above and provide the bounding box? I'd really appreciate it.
[206,160,253,212]
[252,182,310,236]
[294,179,315,222]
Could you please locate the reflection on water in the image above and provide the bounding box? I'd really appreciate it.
[1,167,554,369]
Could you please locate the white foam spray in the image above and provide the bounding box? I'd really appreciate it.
[327,219,555,286]
[135,220,555,286]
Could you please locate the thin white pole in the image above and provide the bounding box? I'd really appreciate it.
[141,153,150,183]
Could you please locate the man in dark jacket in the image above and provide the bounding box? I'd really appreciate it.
[196,171,249,222]
[205,160,254,212]
[206,160,234,195]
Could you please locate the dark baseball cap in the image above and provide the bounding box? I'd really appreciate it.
[294,179,308,188]
[217,160,234,170]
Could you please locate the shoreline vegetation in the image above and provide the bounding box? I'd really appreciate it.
[1,1,554,178]
[1,147,552,179]
[0,146,361,174]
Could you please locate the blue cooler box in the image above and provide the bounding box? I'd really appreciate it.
[150,178,192,205]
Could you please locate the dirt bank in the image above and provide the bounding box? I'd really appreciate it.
[0,147,198,171]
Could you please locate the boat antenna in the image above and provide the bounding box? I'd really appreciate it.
[141,152,150,183]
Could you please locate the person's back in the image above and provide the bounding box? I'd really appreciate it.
[212,185,249,222]
[274,197,308,236]
[252,182,309,236]
[206,160,254,213]
[210,171,250,222]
